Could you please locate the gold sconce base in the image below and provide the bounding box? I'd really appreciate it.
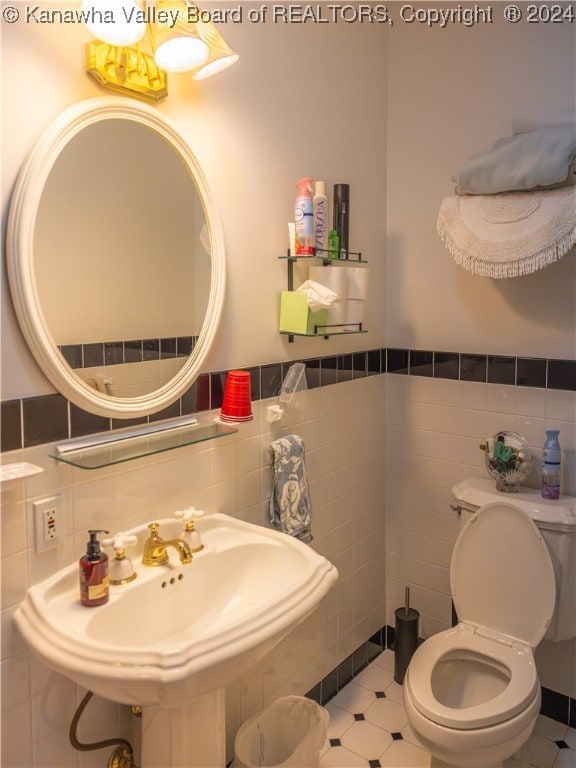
[86,41,168,103]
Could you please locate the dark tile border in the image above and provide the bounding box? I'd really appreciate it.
[59,336,197,369]
[305,626,387,706]
[22,394,69,448]
[517,357,547,388]
[410,350,433,377]
[548,360,576,391]
[0,400,22,453]
[487,356,515,385]
[541,686,570,726]
[2,347,575,453]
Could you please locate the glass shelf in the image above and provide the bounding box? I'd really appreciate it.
[50,419,238,470]
[279,251,367,264]
[280,329,368,339]
[279,249,369,341]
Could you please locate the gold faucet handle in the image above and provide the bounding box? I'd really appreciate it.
[148,522,160,536]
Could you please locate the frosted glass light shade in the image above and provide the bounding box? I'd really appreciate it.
[192,21,238,80]
[151,0,209,73]
[193,52,238,80]
[82,0,146,46]
[154,36,208,72]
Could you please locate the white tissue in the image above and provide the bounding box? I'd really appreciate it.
[296,280,338,312]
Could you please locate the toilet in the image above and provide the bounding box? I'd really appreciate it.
[403,478,576,768]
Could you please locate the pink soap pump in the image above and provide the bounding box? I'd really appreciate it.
[295,177,315,255]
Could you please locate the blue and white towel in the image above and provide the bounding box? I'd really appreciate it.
[268,435,312,543]
[456,124,576,195]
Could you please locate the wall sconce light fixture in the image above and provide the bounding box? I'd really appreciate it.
[149,0,210,72]
[191,16,239,81]
[83,0,147,45]
[84,0,238,103]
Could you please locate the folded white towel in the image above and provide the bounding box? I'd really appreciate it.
[456,125,576,195]
[268,435,312,542]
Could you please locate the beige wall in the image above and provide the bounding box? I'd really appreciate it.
[1,2,388,401]
[386,6,576,357]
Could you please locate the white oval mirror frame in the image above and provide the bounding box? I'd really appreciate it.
[7,98,226,419]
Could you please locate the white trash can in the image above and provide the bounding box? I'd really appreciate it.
[232,696,329,768]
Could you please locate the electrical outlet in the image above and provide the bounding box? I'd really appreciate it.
[33,494,64,551]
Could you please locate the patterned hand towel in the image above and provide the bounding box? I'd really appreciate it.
[268,435,312,543]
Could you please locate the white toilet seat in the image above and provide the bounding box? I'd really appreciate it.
[450,502,555,649]
[405,624,538,729]
[403,499,556,766]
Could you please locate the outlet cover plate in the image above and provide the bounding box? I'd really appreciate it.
[32,494,64,551]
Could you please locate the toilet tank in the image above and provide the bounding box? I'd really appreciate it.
[451,477,576,643]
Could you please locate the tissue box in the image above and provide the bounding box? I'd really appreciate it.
[279,291,328,335]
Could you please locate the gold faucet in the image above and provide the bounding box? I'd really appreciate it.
[142,522,192,567]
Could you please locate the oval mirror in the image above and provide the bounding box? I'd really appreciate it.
[7,98,225,419]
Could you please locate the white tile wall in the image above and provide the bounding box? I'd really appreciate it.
[2,369,573,766]
[0,374,386,767]
[385,373,576,698]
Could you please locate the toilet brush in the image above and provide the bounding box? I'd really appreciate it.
[394,587,420,684]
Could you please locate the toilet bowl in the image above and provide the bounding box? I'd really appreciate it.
[403,500,556,768]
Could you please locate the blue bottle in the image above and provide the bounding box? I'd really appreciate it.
[541,429,561,500]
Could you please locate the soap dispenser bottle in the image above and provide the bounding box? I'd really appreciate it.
[79,529,110,607]
[541,429,561,500]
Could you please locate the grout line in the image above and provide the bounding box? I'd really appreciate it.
[321,652,576,768]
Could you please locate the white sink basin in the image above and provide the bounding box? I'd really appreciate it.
[15,514,338,708]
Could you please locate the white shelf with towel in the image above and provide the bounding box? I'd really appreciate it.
[438,124,576,278]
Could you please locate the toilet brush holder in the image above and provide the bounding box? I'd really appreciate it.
[394,587,420,684]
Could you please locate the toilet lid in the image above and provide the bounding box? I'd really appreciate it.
[451,501,556,647]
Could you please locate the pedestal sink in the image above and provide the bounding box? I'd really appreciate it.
[15,514,338,767]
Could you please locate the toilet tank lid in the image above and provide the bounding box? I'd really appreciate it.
[452,478,575,531]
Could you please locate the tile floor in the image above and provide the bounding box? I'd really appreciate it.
[319,650,576,768]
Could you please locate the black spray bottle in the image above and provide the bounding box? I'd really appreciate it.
[333,183,350,258]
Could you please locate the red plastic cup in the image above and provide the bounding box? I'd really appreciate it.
[220,370,253,422]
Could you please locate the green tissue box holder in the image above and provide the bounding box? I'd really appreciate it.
[279,291,328,336]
